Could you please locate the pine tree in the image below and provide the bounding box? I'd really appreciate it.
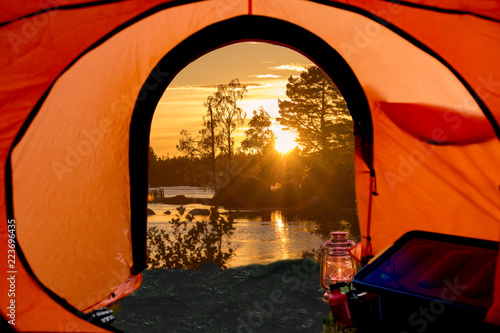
[277,66,352,162]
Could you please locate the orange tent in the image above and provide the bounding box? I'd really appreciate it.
[1,1,499,331]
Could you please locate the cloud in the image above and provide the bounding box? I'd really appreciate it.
[198,84,221,89]
[167,85,216,91]
[168,83,262,90]
[242,83,262,88]
[249,74,282,78]
[198,83,262,88]
[268,63,312,72]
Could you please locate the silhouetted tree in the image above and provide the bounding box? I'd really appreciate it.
[148,146,161,186]
[149,147,207,187]
[210,78,247,171]
[177,94,229,180]
[176,126,224,161]
[241,106,275,155]
[203,95,219,183]
[277,66,352,161]
[177,79,247,186]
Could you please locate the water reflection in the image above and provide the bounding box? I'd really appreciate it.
[271,210,289,260]
[147,201,359,269]
[272,211,286,240]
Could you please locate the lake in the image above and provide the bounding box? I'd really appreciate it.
[148,186,356,268]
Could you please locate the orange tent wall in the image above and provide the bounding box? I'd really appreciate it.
[337,0,500,128]
[256,0,500,322]
[326,0,500,323]
[1,0,499,330]
[10,0,249,313]
[1,0,249,331]
[0,1,171,331]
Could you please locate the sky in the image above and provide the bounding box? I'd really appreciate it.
[150,42,315,157]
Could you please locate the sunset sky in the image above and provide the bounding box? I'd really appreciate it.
[150,42,315,157]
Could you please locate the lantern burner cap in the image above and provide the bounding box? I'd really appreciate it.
[329,282,347,291]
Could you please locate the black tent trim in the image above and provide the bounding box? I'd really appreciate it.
[130,14,373,275]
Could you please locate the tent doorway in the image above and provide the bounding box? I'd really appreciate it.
[144,41,360,270]
[130,17,372,272]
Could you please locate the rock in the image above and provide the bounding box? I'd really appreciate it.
[164,210,171,215]
[147,208,155,215]
[162,194,191,205]
[188,208,211,216]
[200,262,220,271]
[269,182,302,207]
[308,196,329,209]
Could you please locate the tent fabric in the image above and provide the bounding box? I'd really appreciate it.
[11,0,247,312]
[1,0,248,331]
[1,0,499,331]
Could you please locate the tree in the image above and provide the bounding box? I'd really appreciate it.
[176,127,223,161]
[277,66,352,161]
[203,95,219,180]
[209,78,247,169]
[177,79,246,187]
[241,106,275,155]
[177,104,224,177]
[148,146,161,187]
[178,79,247,187]
[177,94,225,187]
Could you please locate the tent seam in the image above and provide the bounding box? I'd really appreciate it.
[383,0,500,23]
[307,0,500,142]
[0,0,127,27]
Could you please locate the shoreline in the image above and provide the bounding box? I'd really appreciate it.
[112,259,329,333]
[152,195,308,210]
[149,195,326,215]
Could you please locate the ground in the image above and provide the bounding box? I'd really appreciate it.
[112,259,330,333]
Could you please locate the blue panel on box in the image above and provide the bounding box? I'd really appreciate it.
[353,231,498,315]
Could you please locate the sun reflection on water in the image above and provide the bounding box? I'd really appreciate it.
[271,211,290,260]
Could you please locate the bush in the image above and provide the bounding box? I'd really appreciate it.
[147,206,235,269]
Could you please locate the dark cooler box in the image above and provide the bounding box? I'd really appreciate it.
[353,230,498,332]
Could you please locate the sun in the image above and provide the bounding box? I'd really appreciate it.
[273,126,297,154]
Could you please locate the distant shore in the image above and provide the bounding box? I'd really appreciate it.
[153,194,308,212]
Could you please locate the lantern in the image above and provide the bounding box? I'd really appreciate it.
[320,231,356,301]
